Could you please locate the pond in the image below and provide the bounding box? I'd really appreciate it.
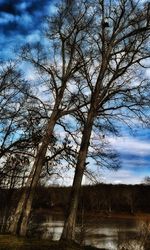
[29,214,150,250]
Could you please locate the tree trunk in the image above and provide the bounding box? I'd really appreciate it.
[9,112,58,236]
[61,108,94,241]
[1,191,13,233]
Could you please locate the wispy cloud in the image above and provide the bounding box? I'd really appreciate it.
[108,136,150,157]
[101,168,146,185]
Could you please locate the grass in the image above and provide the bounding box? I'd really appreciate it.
[0,235,102,250]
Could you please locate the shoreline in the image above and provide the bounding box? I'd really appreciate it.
[34,208,150,220]
[84,211,150,220]
[33,209,150,223]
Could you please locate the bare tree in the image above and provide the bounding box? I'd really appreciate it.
[0,62,49,161]
[61,0,150,241]
[0,63,49,232]
[9,1,94,236]
[0,64,29,159]
[0,154,30,233]
[142,176,150,185]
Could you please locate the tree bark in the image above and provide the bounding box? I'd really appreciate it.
[9,111,58,236]
[61,107,94,241]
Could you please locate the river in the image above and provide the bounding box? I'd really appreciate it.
[29,214,150,250]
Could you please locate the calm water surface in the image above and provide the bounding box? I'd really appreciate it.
[30,215,150,250]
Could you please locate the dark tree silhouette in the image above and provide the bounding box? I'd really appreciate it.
[9,1,94,236]
[61,0,150,241]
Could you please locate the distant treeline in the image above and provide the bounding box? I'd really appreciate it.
[1,184,150,217]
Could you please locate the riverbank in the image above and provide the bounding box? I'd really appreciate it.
[84,211,150,220]
[33,208,150,222]
[0,235,102,250]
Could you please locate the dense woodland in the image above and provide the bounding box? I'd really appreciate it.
[1,183,150,230]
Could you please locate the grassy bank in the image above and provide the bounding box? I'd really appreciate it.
[0,235,102,250]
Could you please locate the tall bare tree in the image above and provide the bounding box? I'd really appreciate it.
[61,0,150,241]
[9,0,94,236]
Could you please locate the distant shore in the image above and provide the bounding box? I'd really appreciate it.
[84,211,150,220]
[33,207,150,220]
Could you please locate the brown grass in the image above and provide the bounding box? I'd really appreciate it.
[0,235,101,250]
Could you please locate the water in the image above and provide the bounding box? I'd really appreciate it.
[80,218,141,249]
[29,214,150,250]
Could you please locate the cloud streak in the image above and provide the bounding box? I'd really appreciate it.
[101,168,145,185]
[109,136,150,157]
[101,134,150,184]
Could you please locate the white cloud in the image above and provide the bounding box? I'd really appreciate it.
[146,68,150,79]
[108,136,150,157]
[102,168,143,185]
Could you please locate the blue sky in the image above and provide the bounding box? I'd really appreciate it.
[0,0,56,60]
[0,0,150,185]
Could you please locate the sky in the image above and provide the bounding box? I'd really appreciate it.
[0,0,56,60]
[0,0,150,185]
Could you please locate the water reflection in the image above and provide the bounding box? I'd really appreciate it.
[82,218,138,249]
[29,216,150,250]
[42,221,63,240]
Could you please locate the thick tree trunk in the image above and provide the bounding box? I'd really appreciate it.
[61,108,94,241]
[9,112,58,236]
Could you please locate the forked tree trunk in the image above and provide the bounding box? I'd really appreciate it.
[61,108,94,241]
[9,112,58,236]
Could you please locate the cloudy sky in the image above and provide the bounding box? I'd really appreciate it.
[0,0,56,60]
[0,0,150,185]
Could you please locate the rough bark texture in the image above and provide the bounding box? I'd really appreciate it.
[61,108,94,241]
[61,49,107,241]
